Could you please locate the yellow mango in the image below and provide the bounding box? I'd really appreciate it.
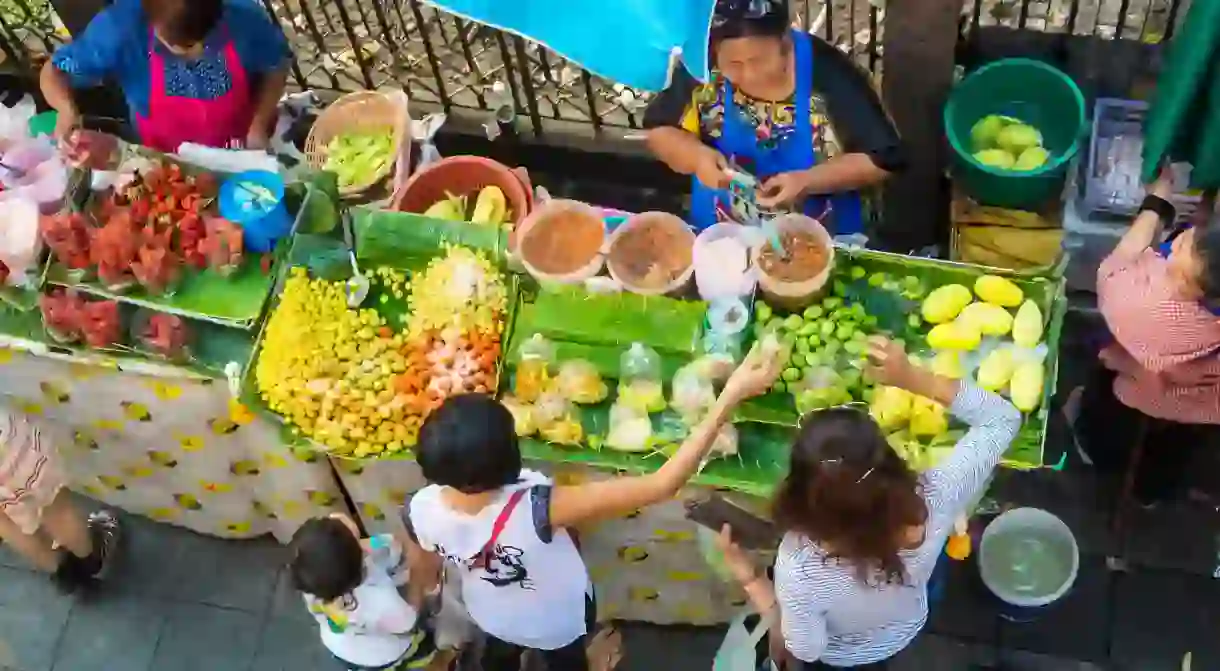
[1012,299,1044,348]
[931,351,964,379]
[976,348,1016,391]
[870,386,913,431]
[909,396,948,438]
[974,275,1024,307]
[958,302,1014,336]
[921,284,973,324]
[471,186,508,225]
[927,320,982,351]
[1010,360,1044,412]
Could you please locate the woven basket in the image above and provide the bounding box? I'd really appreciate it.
[305,90,409,197]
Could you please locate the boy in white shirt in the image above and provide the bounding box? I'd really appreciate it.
[289,514,438,671]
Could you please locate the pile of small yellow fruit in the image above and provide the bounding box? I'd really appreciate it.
[255,267,419,458]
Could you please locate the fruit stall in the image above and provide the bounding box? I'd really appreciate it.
[0,84,1069,624]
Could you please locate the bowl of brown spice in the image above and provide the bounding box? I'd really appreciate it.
[516,199,607,285]
[606,212,696,296]
[752,213,834,310]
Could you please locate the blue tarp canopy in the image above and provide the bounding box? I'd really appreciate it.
[421,0,716,92]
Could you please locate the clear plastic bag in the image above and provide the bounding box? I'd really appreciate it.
[618,342,665,413]
[791,366,853,415]
[514,334,556,403]
[500,395,538,437]
[556,359,608,405]
[606,400,654,453]
[710,423,738,457]
[535,391,584,445]
[670,361,717,424]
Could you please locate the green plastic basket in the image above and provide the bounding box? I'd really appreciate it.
[945,58,1086,209]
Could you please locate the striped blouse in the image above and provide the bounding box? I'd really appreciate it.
[774,383,1022,666]
[1097,247,1220,424]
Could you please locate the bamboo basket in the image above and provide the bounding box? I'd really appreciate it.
[305,90,410,197]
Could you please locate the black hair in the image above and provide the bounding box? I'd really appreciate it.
[144,0,224,47]
[711,0,791,45]
[288,517,364,602]
[416,393,522,494]
[1193,219,1220,304]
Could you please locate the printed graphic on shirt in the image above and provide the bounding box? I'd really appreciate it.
[310,594,359,633]
[436,543,535,591]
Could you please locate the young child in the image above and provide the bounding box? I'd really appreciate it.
[289,514,438,671]
[400,342,783,671]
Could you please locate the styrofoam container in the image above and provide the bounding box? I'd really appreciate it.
[694,222,760,301]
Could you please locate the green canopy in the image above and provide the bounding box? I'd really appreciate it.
[1142,0,1220,189]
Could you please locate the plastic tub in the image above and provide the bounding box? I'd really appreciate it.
[979,507,1079,612]
[219,171,290,254]
[694,222,760,302]
[394,155,532,228]
[945,58,1087,209]
[606,211,695,296]
[516,199,607,286]
[751,213,834,311]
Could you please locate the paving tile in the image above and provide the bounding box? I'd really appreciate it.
[269,568,313,624]
[103,513,194,600]
[0,567,74,671]
[997,556,1112,663]
[925,556,1001,644]
[617,623,725,671]
[51,593,164,671]
[1112,570,1220,671]
[1121,504,1220,576]
[164,532,286,614]
[146,602,263,671]
[250,617,344,671]
[890,634,996,670]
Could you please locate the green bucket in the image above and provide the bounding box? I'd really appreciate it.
[945,59,1086,210]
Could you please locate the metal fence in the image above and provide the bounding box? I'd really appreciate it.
[0,0,1190,138]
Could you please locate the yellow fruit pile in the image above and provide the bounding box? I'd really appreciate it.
[255,267,419,458]
[918,274,1047,412]
[407,245,507,338]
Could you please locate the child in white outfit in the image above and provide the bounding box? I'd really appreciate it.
[290,514,437,671]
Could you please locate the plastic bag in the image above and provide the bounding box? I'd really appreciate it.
[0,96,35,148]
[0,197,41,287]
[500,394,538,437]
[618,342,665,413]
[710,423,739,457]
[556,359,608,404]
[670,361,716,424]
[535,391,584,445]
[712,610,773,671]
[791,366,853,415]
[606,400,653,452]
[514,334,555,403]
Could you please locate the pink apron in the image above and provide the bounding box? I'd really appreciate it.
[135,29,253,153]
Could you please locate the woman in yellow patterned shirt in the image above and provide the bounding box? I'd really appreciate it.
[644,0,904,235]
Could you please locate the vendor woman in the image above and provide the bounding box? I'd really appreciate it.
[40,0,290,154]
[643,0,904,234]
[1067,166,1220,506]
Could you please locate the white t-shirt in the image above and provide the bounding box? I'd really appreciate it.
[303,534,422,668]
[407,469,590,650]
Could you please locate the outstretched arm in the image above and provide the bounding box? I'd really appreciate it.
[548,341,785,529]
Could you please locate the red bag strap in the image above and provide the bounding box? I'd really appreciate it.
[471,488,527,568]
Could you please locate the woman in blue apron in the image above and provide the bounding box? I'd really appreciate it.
[643,0,904,235]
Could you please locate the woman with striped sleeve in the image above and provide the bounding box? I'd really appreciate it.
[1065,166,1220,506]
[714,337,1021,668]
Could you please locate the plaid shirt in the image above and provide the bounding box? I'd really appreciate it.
[1097,248,1220,424]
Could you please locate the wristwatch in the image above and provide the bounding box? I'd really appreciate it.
[1139,194,1177,228]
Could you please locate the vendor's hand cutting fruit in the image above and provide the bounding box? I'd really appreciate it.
[40,0,290,160]
[643,0,905,234]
